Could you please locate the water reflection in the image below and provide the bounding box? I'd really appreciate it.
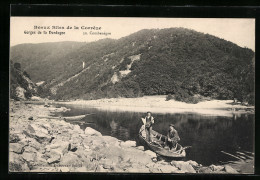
[54,104,254,166]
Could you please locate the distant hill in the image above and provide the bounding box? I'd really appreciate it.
[10,28,255,104]
[10,41,87,83]
[10,61,38,100]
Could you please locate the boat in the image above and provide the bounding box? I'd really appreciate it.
[63,115,86,121]
[38,113,95,121]
[138,126,187,158]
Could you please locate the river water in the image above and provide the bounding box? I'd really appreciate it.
[53,104,254,167]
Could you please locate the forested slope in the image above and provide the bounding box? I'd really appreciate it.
[10,28,255,104]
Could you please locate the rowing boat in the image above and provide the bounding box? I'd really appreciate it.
[63,115,86,121]
[138,126,187,158]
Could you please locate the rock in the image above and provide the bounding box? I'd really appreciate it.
[144,150,157,158]
[90,137,107,148]
[171,161,196,173]
[57,167,70,172]
[45,141,70,155]
[47,156,61,164]
[27,138,41,150]
[155,164,179,173]
[24,146,38,153]
[28,116,33,120]
[127,167,150,173]
[73,125,81,132]
[209,164,224,172]
[23,124,52,143]
[46,150,61,164]
[9,143,24,154]
[149,166,162,173]
[59,152,82,166]
[22,152,37,162]
[75,166,89,172]
[102,136,119,144]
[68,143,78,152]
[136,146,144,151]
[120,140,136,148]
[30,124,48,134]
[31,96,42,101]
[84,127,102,136]
[198,167,213,173]
[187,160,199,167]
[9,152,30,172]
[83,144,91,151]
[9,134,21,143]
[158,160,168,165]
[152,157,158,162]
[224,165,238,174]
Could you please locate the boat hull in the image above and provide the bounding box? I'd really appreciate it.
[63,115,86,121]
[138,130,186,158]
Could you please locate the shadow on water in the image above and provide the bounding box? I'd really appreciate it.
[53,104,254,167]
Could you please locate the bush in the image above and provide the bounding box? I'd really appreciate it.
[173,90,202,104]
[166,94,174,101]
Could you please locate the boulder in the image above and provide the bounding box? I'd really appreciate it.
[9,143,24,154]
[23,124,52,143]
[46,150,61,164]
[149,166,162,173]
[209,164,225,172]
[155,164,179,173]
[158,161,169,165]
[30,124,49,134]
[126,167,150,173]
[144,150,157,158]
[68,143,78,152]
[102,136,119,144]
[57,167,70,172]
[74,166,89,172]
[45,141,70,155]
[9,134,21,143]
[120,140,136,148]
[9,152,30,172]
[27,138,41,151]
[24,146,38,153]
[135,146,144,151]
[171,161,196,173]
[59,152,82,166]
[72,125,81,132]
[187,160,200,167]
[84,127,102,136]
[90,138,106,147]
[28,116,33,120]
[224,165,238,174]
[22,152,37,162]
[198,167,213,173]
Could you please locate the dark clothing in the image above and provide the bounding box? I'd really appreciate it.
[145,126,152,142]
[166,129,180,149]
[145,116,152,128]
[145,116,154,142]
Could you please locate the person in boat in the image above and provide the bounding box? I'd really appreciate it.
[165,124,180,149]
[142,112,154,142]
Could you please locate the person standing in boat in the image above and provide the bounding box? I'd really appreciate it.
[142,112,155,143]
[165,124,180,149]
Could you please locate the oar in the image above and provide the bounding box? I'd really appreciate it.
[221,151,244,161]
[182,146,192,150]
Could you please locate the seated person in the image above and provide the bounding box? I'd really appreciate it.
[165,124,180,150]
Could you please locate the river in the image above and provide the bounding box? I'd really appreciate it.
[53,104,254,168]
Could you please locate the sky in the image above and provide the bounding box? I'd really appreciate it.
[10,17,255,51]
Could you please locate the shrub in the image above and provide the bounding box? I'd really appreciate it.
[166,94,174,101]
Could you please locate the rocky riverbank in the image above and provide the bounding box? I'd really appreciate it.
[9,100,240,173]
